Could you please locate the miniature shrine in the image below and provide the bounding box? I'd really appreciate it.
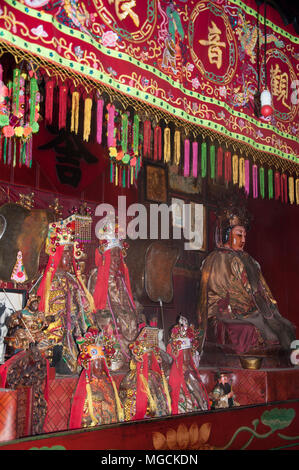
[0,0,298,451]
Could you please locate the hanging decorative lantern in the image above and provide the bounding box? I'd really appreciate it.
[260,89,273,117]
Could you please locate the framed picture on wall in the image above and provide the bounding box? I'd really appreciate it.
[171,197,207,251]
[145,164,168,203]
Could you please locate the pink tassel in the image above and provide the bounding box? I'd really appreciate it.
[58,83,68,129]
[107,104,116,147]
[275,171,280,200]
[96,98,104,144]
[192,141,198,178]
[252,164,258,198]
[245,159,250,195]
[184,139,190,177]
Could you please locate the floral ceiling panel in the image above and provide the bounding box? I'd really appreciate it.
[0,0,298,163]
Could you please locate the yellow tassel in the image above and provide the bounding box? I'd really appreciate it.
[174,130,181,166]
[86,380,98,426]
[289,176,294,204]
[296,178,299,205]
[110,376,124,422]
[71,91,80,134]
[44,266,54,315]
[239,157,245,188]
[83,97,92,142]
[115,165,118,186]
[232,154,238,185]
[161,369,171,414]
[76,270,96,313]
[164,127,171,163]
[140,374,156,413]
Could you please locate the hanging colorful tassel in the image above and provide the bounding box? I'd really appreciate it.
[268,169,274,199]
[154,125,162,161]
[210,145,215,180]
[110,161,114,184]
[121,112,129,153]
[245,159,250,195]
[133,114,140,155]
[12,68,21,117]
[232,154,238,185]
[174,130,181,166]
[296,179,299,205]
[83,97,92,142]
[45,79,55,125]
[239,157,245,188]
[259,167,265,199]
[252,164,258,198]
[163,127,171,163]
[71,91,80,134]
[184,139,190,177]
[143,120,151,159]
[224,151,231,183]
[107,103,116,148]
[192,141,198,178]
[274,171,280,200]
[29,76,39,131]
[200,142,207,178]
[281,173,288,204]
[217,147,223,179]
[96,97,104,144]
[58,82,68,130]
[288,176,294,204]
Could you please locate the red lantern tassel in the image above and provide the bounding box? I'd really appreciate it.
[143,120,151,159]
[154,126,162,161]
[217,147,223,179]
[45,79,55,125]
[274,171,280,200]
[58,83,68,130]
[224,151,231,183]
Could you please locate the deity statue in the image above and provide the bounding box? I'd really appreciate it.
[119,317,172,421]
[88,215,139,372]
[35,214,96,375]
[5,294,52,358]
[210,371,238,409]
[198,196,296,361]
[166,315,210,414]
[69,326,123,429]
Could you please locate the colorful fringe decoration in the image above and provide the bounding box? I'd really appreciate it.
[245,159,250,195]
[107,104,116,147]
[29,76,39,131]
[133,114,140,155]
[83,97,92,142]
[281,173,287,204]
[232,154,238,185]
[71,91,80,134]
[288,176,294,204]
[164,127,171,163]
[259,167,265,199]
[121,112,129,153]
[154,125,162,161]
[268,169,274,199]
[96,97,104,144]
[296,179,299,205]
[184,139,190,177]
[252,164,258,198]
[239,157,245,188]
[274,171,280,200]
[58,83,68,130]
[201,142,207,178]
[192,141,198,178]
[143,120,151,159]
[174,130,181,165]
[217,147,223,179]
[12,69,21,117]
[224,150,231,183]
[45,79,55,124]
[210,145,216,179]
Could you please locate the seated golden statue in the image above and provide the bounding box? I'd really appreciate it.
[198,200,296,364]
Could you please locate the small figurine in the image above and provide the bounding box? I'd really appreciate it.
[210,371,238,409]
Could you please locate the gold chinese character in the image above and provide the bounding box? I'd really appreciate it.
[109,0,140,27]
[270,63,290,110]
[199,21,226,69]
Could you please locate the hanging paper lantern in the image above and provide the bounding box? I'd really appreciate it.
[260,89,273,117]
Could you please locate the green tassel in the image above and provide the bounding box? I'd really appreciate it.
[122,166,126,187]
[210,144,215,179]
[133,114,140,154]
[121,113,129,153]
[201,142,207,178]
[12,69,21,117]
[110,162,114,183]
[29,77,38,127]
[3,137,7,164]
[259,167,265,199]
[268,168,273,199]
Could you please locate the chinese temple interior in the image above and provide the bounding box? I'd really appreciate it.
[0,0,298,452]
